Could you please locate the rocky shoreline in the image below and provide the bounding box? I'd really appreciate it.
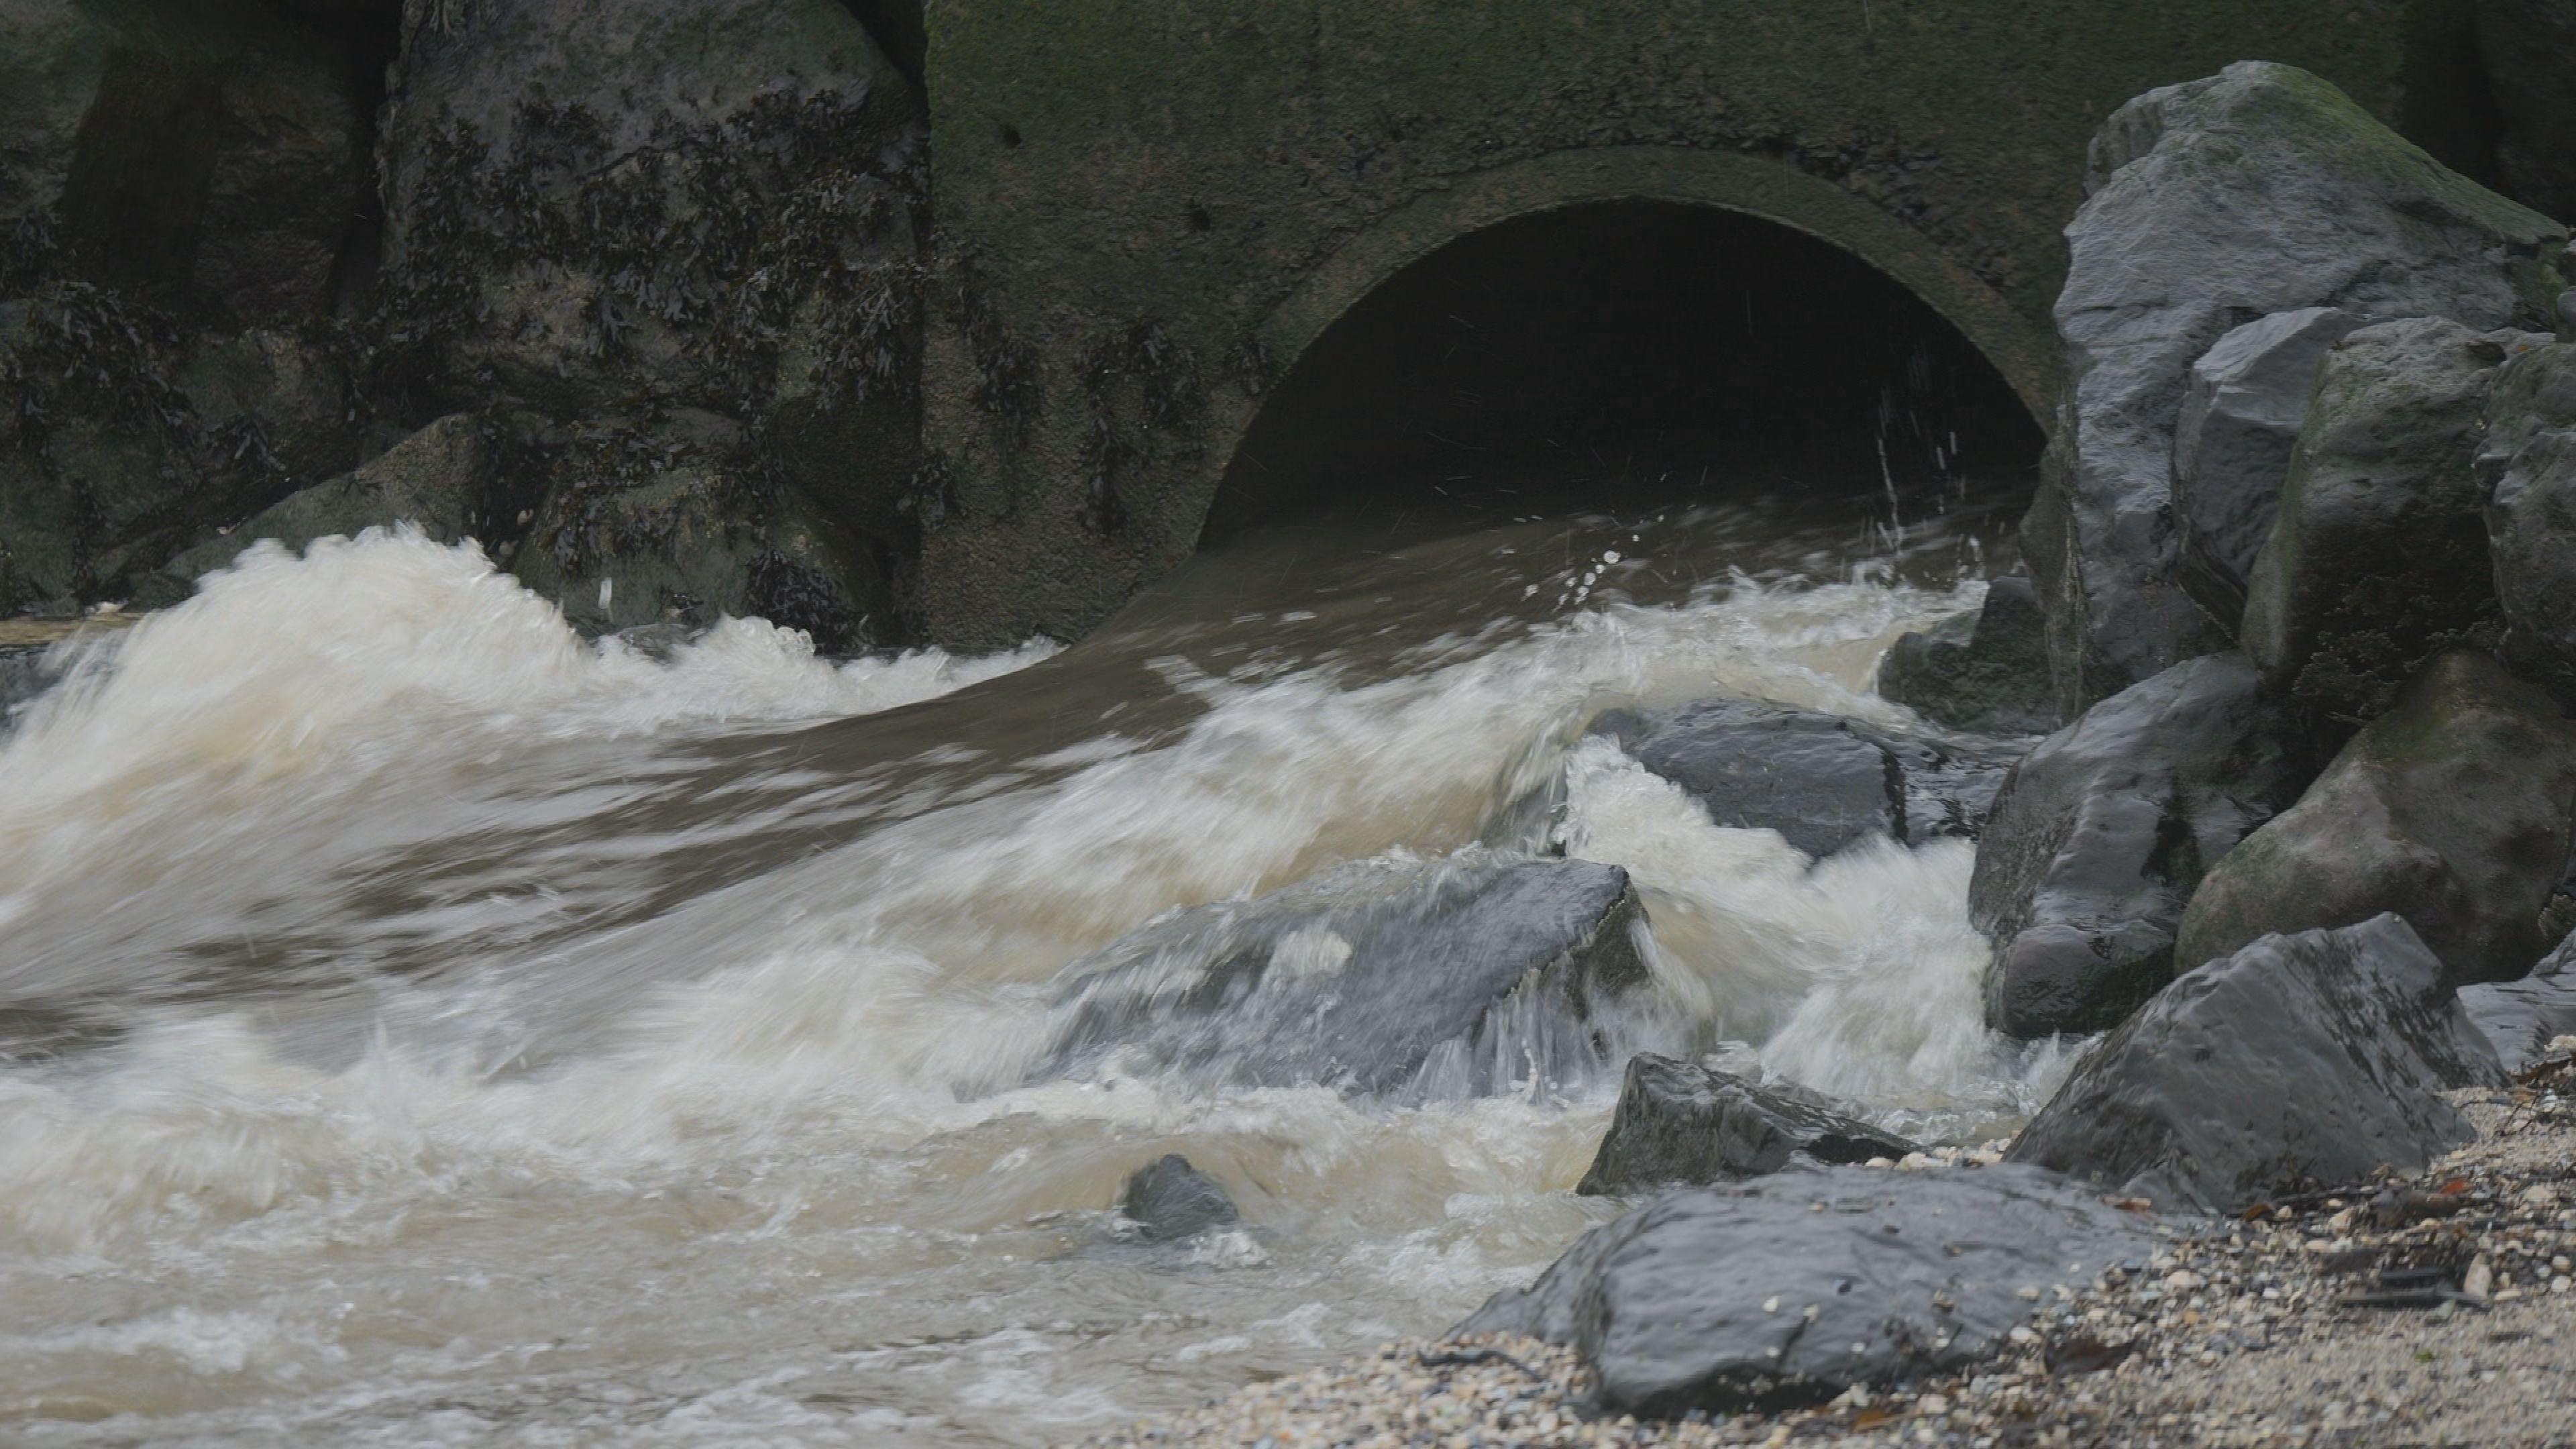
[1072,1048,2576,1449]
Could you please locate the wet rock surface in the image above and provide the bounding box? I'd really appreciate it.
[2479,341,2576,700]
[2006,915,2503,1214]
[2240,318,2551,721]
[1118,1155,1239,1242]
[1970,652,2314,1038]
[1589,699,2019,860]
[2171,307,2368,625]
[2461,934,2576,1073]
[1038,857,1651,1097]
[1576,1053,1918,1197]
[2025,60,2564,715]
[2174,651,2576,985]
[1873,575,2057,736]
[1459,1162,2165,1415]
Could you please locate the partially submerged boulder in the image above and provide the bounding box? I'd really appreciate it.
[1118,1155,1239,1242]
[1874,576,2056,735]
[510,417,889,650]
[2025,60,2563,714]
[1038,856,1652,1098]
[2006,915,2504,1213]
[2174,651,2576,984]
[1971,653,2313,1038]
[2241,317,2550,720]
[1589,699,2019,859]
[154,413,525,591]
[1576,1053,1917,1197]
[2171,307,2368,625]
[1460,1163,2161,1415]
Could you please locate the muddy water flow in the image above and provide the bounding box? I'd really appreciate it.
[0,476,2070,1446]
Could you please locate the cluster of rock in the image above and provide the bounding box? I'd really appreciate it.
[3,0,925,647]
[1453,60,2576,1421]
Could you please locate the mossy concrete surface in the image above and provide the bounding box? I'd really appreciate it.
[915,0,2496,647]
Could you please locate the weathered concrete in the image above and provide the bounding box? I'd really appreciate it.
[916,1,2508,646]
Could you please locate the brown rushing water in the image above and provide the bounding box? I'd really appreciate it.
[0,472,2076,1447]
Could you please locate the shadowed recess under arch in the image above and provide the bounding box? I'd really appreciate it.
[1203,201,2046,545]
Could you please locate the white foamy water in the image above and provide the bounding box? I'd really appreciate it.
[0,508,2057,1446]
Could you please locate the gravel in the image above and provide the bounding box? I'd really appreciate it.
[1069,1042,2576,1449]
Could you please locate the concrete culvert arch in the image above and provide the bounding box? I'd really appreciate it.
[1203,198,2047,545]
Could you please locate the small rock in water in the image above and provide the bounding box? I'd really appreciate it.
[1120,1154,1239,1242]
[1577,1053,1919,1195]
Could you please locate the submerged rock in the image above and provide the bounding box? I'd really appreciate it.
[1971,653,2313,1038]
[1460,1163,2161,1415]
[2175,651,2576,985]
[1118,1155,1239,1242]
[1038,857,1650,1098]
[1874,576,2057,735]
[1589,698,2019,859]
[2171,307,2368,625]
[2006,915,2503,1213]
[1575,1053,1916,1197]
[2025,60,2563,714]
[2241,318,2550,720]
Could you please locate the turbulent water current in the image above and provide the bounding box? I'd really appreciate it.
[0,486,2076,1446]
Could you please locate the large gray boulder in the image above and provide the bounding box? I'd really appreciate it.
[1576,1053,1917,1197]
[2006,916,2504,1213]
[2460,934,2576,1073]
[511,415,890,650]
[1038,855,1652,1098]
[1589,699,2020,859]
[2174,651,2576,985]
[2479,0,2576,225]
[1971,653,2314,1039]
[2026,61,2565,716]
[2241,318,2551,720]
[1874,576,2057,735]
[2171,307,2368,624]
[2479,343,2576,698]
[1459,1163,2162,1415]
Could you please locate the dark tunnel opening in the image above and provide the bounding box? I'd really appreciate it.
[1203,201,2046,549]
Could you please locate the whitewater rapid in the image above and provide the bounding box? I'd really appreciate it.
[0,506,2065,1446]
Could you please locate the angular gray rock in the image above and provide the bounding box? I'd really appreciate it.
[2174,651,2576,985]
[2478,0,2576,225]
[1575,1053,1917,1197]
[2026,61,2565,715]
[2171,307,2367,625]
[1874,576,2057,735]
[2006,915,2504,1212]
[1038,855,1652,1098]
[1118,1155,1239,1242]
[1972,653,2314,1039]
[1590,699,2021,859]
[510,417,889,651]
[1459,1163,2162,1415]
[2241,317,2551,720]
[156,414,523,589]
[2479,343,2576,698]
[2460,935,2576,1073]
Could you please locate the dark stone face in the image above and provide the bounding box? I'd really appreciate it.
[2006,914,2504,1213]
[1118,1154,1239,1242]
[1576,1053,1917,1196]
[1876,576,2059,737]
[1461,1163,2162,1415]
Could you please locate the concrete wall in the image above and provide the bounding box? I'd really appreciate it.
[915,0,2491,646]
